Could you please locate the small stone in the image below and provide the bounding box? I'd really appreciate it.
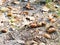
[52,14,58,18]
[16,40,25,44]
[26,16,35,21]
[0,7,9,12]
[24,2,35,10]
[26,40,38,45]
[14,16,20,22]
[0,0,6,5]
[37,21,46,27]
[42,6,49,12]
[29,0,36,3]
[21,0,29,2]
[39,42,45,45]
[14,1,20,4]
[48,15,53,20]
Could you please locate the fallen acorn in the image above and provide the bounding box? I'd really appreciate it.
[43,33,51,39]
[48,17,56,23]
[46,26,56,33]
[1,29,7,33]
[30,22,37,28]
[50,18,56,23]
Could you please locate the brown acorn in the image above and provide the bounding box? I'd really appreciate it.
[30,22,37,28]
[46,26,56,33]
[1,29,7,33]
[50,18,56,23]
[43,33,51,39]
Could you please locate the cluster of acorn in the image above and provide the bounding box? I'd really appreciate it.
[43,25,56,39]
[29,21,56,39]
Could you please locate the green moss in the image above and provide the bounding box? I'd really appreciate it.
[57,10,60,16]
[46,0,52,3]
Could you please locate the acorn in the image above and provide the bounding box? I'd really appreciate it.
[50,18,56,23]
[46,26,56,33]
[1,29,7,33]
[43,33,51,39]
[30,22,37,28]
